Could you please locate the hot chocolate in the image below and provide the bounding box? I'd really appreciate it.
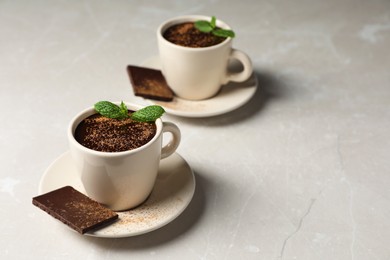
[74,113,157,152]
[163,22,225,48]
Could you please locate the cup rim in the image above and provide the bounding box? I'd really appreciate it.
[157,14,233,51]
[67,102,163,157]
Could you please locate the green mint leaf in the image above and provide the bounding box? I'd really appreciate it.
[120,101,128,114]
[94,101,129,120]
[194,20,213,33]
[212,28,235,38]
[195,16,236,39]
[210,16,216,28]
[130,105,165,122]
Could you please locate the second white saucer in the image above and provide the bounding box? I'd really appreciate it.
[140,56,258,118]
[38,151,195,238]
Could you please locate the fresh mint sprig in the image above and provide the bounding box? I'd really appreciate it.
[94,101,165,122]
[194,16,235,38]
[130,105,165,122]
[94,101,129,120]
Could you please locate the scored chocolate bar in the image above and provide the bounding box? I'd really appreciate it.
[127,65,174,101]
[32,186,118,234]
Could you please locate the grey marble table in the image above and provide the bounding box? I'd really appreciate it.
[1,0,389,259]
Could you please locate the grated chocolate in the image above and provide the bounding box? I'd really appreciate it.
[74,113,157,152]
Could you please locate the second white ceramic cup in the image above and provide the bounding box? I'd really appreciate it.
[68,103,181,211]
[157,15,253,100]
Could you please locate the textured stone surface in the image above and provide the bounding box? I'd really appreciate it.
[1,0,389,259]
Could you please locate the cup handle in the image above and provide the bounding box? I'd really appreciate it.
[222,49,253,85]
[161,122,181,159]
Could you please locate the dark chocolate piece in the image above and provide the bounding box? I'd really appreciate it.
[127,65,174,101]
[32,186,118,234]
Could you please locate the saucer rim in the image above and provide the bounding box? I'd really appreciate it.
[140,56,258,118]
[38,151,196,238]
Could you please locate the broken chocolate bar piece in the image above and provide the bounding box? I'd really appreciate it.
[32,186,118,234]
[127,65,174,101]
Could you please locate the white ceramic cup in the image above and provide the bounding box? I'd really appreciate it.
[67,103,181,211]
[157,15,253,100]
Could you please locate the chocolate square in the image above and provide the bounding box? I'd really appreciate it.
[127,65,174,101]
[32,186,118,234]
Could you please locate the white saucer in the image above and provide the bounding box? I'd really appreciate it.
[140,56,258,118]
[38,152,195,238]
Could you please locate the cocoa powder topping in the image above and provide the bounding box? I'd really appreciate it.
[75,113,157,152]
[163,22,225,48]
